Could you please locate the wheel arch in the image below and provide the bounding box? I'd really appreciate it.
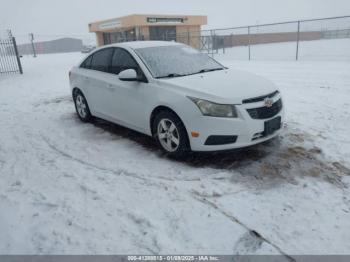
[150,105,192,153]
[72,87,90,105]
[150,105,187,136]
[72,87,81,99]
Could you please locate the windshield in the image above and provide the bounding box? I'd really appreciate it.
[135,45,225,78]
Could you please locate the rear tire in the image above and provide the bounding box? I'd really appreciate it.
[73,90,92,122]
[153,110,190,157]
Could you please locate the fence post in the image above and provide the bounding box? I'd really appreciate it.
[296,21,300,61]
[210,30,214,57]
[248,26,251,60]
[29,33,36,57]
[12,37,23,74]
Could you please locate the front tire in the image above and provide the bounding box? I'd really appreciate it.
[153,111,190,157]
[73,90,92,122]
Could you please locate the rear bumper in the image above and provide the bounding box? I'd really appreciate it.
[186,95,285,152]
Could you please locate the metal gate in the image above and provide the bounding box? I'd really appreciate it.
[0,34,23,75]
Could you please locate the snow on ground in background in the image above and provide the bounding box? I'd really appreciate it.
[0,52,350,256]
[215,38,350,61]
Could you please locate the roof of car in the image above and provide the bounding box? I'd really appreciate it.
[103,41,183,50]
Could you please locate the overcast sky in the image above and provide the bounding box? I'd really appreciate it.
[1,0,350,43]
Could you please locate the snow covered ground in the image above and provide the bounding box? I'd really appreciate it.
[215,38,350,61]
[0,49,350,257]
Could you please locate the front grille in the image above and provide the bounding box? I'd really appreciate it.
[242,90,279,104]
[247,99,282,119]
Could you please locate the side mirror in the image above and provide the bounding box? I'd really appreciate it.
[119,69,138,81]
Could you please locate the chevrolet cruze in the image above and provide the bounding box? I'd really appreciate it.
[69,41,284,156]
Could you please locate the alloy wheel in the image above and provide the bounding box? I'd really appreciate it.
[157,118,180,152]
[75,94,87,118]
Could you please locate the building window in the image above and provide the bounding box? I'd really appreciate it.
[149,26,176,41]
[103,29,137,45]
[103,33,111,45]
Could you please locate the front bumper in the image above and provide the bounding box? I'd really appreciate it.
[186,95,285,152]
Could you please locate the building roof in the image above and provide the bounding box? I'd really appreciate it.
[89,14,207,32]
[100,40,183,50]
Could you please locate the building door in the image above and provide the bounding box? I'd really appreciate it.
[149,26,176,41]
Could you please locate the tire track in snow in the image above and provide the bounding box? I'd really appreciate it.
[39,133,226,183]
[33,95,72,108]
[40,134,150,182]
[39,133,193,193]
[191,191,296,261]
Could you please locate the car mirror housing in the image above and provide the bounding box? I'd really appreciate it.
[118,69,138,81]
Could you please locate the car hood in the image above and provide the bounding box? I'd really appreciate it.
[158,69,278,104]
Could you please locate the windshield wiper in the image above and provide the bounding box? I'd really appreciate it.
[156,73,187,79]
[197,67,225,74]
[156,68,225,79]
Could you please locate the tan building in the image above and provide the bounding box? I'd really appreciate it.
[89,14,207,49]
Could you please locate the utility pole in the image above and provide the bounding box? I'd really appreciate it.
[29,33,36,57]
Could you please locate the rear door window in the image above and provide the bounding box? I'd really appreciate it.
[90,48,113,73]
[81,55,92,69]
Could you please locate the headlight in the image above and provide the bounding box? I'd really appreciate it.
[188,97,238,118]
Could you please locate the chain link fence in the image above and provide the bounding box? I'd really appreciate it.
[202,15,350,60]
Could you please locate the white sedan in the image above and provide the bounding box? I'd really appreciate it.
[69,41,284,156]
